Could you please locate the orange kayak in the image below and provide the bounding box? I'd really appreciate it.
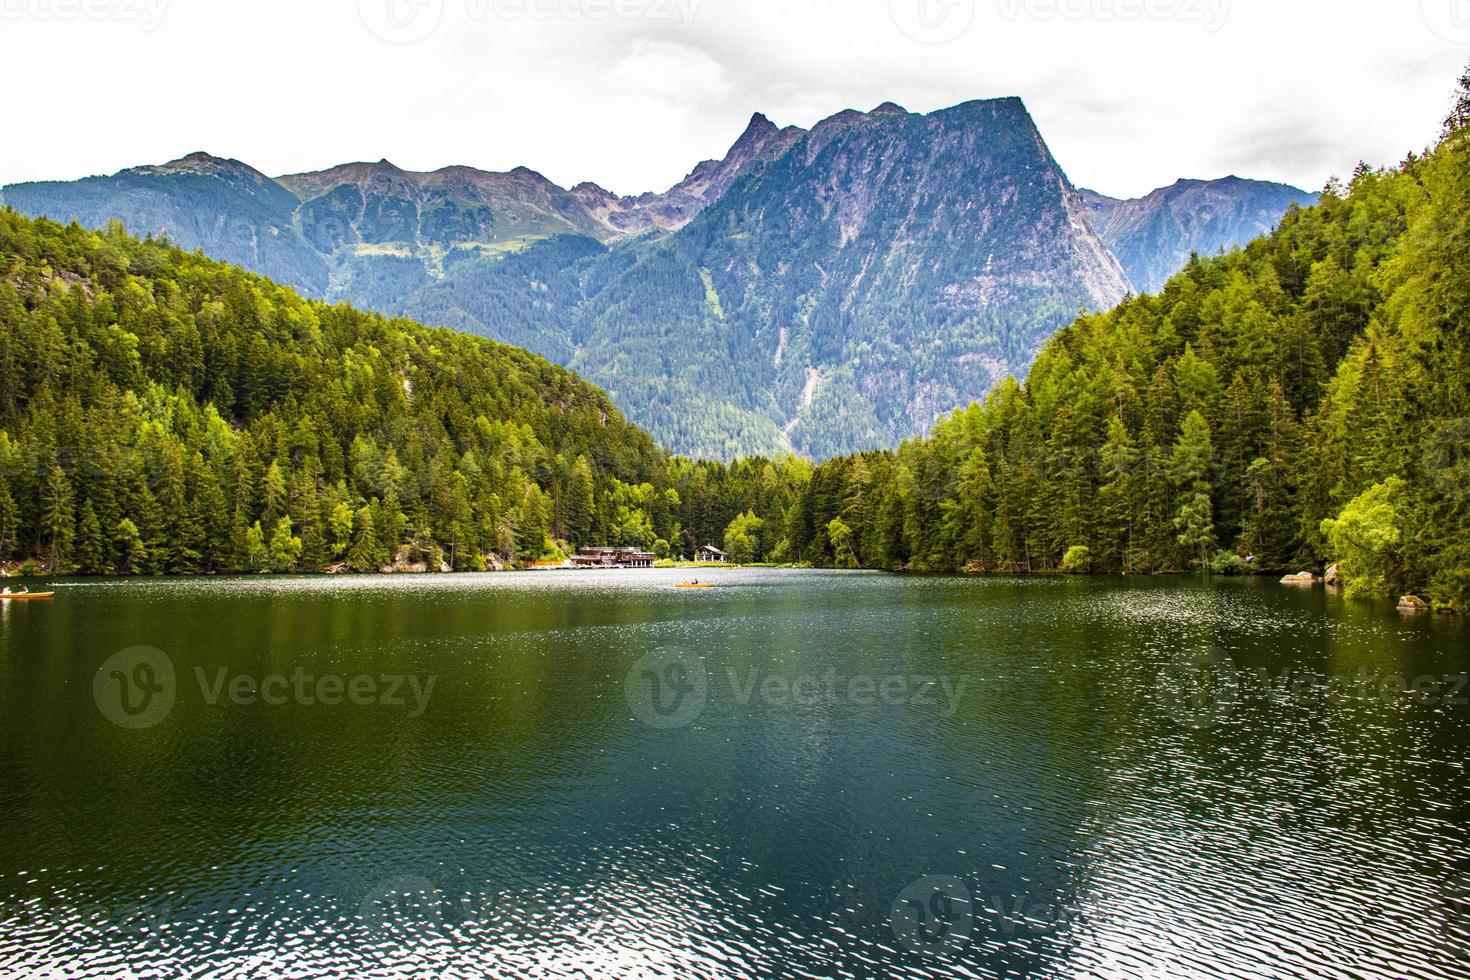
[676,584,716,590]
[0,592,54,600]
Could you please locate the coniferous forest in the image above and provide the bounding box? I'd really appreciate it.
[2,77,1468,607]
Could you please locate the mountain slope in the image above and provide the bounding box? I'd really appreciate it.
[2,152,331,294]
[3,103,1308,460]
[1,120,791,299]
[1081,176,1316,294]
[569,98,1130,458]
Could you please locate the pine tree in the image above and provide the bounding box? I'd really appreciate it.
[263,459,289,529]
[348,505,382,573]
[114,519,147,575]
[566,456,596,547]
[75,500,108,575]
[1098,416,1139,571]
[0,470,17,559]
[268,518,302,573]
[242,521,269,573]
[40,465,74,571]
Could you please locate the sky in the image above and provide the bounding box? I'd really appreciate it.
[0,0,1466,199]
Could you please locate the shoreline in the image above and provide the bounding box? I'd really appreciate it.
[3,564,1459,617]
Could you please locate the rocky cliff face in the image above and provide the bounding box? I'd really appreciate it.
[569,98,1131,457]
[1081,176,1316,294]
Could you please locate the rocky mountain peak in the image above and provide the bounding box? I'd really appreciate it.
[132,151,263,180]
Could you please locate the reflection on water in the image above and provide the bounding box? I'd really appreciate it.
[0,570,1466,978]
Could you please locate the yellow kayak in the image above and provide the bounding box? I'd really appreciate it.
[0,592,54,600]
[676,583,716,590]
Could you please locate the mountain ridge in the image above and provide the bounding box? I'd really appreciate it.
[0,99,1314,459]
[1080,175,1316,293]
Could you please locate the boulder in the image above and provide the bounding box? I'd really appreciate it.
[1324,564,1341,587]
[1398,594,1430,614]
[1281,571,1316,586]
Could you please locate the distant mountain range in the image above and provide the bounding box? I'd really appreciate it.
[1,100,1313,458]
[1081,178,1316,293]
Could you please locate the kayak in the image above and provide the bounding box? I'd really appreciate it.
[676,584,716,590]
[0,592,54,600]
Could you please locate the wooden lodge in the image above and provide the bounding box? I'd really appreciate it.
[571,547,657,569]
[696,545,727,563]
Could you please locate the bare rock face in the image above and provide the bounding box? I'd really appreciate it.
[571,97,1132,458]
[1281,571,1317,586]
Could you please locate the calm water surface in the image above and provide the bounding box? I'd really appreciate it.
[0,570,1466,978]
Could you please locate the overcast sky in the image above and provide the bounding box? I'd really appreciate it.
[0,0,1465,198]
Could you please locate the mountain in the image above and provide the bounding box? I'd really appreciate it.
[2,101,1300,460]
[0,151,330,294]
[779,117,1470,606]
[1080,176,1316,294]
[0,122,794,295]
[563,98,1130,459]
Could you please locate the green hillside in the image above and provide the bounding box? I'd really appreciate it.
[0,210,685,574]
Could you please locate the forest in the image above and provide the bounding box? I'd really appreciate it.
[0,208,771,575]
[2,77,1467,607]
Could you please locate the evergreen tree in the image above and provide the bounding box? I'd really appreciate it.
[40,465,74,571]
[0,471,17,559]
[75,500,108,575]
[348,505,382,573]
[114,519,147,576]
[268,518,302,573]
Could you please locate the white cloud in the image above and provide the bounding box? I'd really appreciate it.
[0,0,1464,199]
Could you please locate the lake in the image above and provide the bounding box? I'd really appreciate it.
[1,569,1466,978]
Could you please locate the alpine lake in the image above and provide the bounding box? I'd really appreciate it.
[1,569,1466,978]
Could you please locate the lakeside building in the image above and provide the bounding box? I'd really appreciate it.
[696,545,728,563]
[571,547,657,569]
